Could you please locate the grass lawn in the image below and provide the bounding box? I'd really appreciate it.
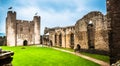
[1,46,100,66]
[80,52,110,63]
[54,47,109,63]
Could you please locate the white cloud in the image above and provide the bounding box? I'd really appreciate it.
[0,0,106,35]
[12,0,93,35]
[15,6,79,34]
[0,19,5,33]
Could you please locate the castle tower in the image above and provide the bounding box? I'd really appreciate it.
[33,16,40,44]
[6,11,16,46]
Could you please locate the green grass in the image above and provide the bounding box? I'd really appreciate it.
[0,46,100,66]
[80,52,110,63]
[54,47,109,63]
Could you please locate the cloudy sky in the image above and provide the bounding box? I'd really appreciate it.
[0,0,106,35]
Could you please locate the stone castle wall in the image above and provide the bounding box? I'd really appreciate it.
[6,11,40,46]
[16,20,34,46]
[44,11,109,52]
[6,11,16,46]
[75,11,109,51]
[107,0,120,64]
[44,26,75,48]
[34,16,40,44]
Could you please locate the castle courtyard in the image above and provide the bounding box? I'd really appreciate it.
[1,46,109,66]
[0,0,120,66]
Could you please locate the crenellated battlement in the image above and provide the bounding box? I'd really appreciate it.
[7,11,16,14]
[7,11,16,17]
[16,20,32,23]
[34,16,40,19]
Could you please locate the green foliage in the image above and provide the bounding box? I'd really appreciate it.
[1,46,99,66]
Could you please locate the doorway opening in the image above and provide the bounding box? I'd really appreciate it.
[23,40,28,46]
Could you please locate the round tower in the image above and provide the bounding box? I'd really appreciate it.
[6,11,16,46]
[33,16,40,44]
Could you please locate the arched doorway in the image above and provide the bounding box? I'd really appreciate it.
[70,33,74,49]
[87,21,95,49]
[23,40,28,46]
[74,44,81,52]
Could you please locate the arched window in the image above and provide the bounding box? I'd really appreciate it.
[55,34,57,44]
[59,33,62,47]
[87,21,95,49]
[70,33,74,49]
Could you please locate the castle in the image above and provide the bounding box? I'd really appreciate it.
[5,0,120,64]
[43,11,109,53]
[6,11,40,46]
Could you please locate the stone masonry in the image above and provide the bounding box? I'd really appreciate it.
[44,11,109,52]
[6,11,40,46]
[107,0,120,64]
[44,26,75,48]
[75,11,109,51]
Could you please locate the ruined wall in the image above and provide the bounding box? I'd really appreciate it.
[45,26,75,48]
[44,11,109,52]
[75,11,109,51]
[107,0,120,64]
[48,28,65,47]
[65,27,75,48]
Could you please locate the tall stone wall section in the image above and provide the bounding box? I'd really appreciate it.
[16,20,34,46]
[6,11,16,46]
[75,11,109,51]
[34,16,40,45]
[107,0,120,64]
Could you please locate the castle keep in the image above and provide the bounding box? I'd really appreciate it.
[6,11,40,46]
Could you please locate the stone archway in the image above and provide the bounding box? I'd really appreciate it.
[23,40,28,46]
[75,44,81,52]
